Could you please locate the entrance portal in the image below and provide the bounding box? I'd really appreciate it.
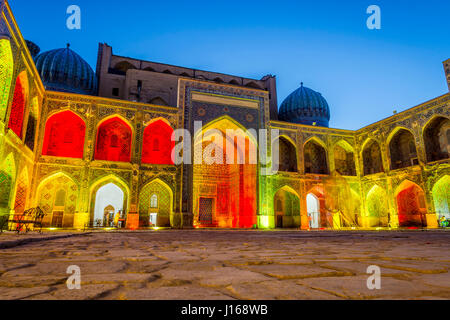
[193,117,257,228]
[94,183,124,227]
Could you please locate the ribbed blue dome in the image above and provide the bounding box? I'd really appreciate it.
[34,45,97,95]
[279,84,330,127]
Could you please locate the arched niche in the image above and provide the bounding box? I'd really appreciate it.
[142,119,174,165]
[362,139,384,175]
[273,186,300,228]
[8,71,29,138]
[333,141,356,176]
[304,138,329,174]
[95,116,133,162]
[423,116,450,163]
[389,129,418,170]
[273,136,298,173]
[0,39,14,120]
[42,110,86,159]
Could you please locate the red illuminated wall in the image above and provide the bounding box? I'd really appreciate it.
[238,163,257,228]
[42,111,86,159]
[195,136,257,229]
[396,184,427,227]
[95,117,132,162]
[142,120,174,165]
[8,76,26,138]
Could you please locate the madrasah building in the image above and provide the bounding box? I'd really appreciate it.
[0,0,449,231]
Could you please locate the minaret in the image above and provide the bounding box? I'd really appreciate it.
[444,59,450,91]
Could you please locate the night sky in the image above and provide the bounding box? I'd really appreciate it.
[10,0,450,129]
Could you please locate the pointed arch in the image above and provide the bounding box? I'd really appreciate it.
[193,115,257,228]
[196,115,258,147]
[113,61,137,74]
[139,178,174,227]
[304,137,328,174]
[365,185,389,227]
[148,97,168,106]
[95,116,133,162]
[333,140,356,176]
[89,174,130,197]
[0,153,16,210]
[195,115,258,166]
[94,183,124,227]
[362,138,384,175]
[273,185,301,228]
[306,185,326,228]
[36,172,79,228]
[142,119,174,165]
[423,115,450,163]
[432,175,450,221]
[0,38,14,121]
[8,71,29,138]
[304,136,327,149]
[388,128,418,170]
[334,139,354,152]
[37,171,77,193]
[42,110,86,158]
[89,174,130,226]
[272,135,298,172]
[229,79,240,85]
[395,180,427,227]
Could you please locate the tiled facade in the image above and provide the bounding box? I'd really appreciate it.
[0,0,448,230]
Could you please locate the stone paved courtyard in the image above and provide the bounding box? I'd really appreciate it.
[0,230,449,300]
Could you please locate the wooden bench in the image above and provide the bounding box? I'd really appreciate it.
[0,207,46,234]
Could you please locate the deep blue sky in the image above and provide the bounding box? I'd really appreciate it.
[10,0,450,130]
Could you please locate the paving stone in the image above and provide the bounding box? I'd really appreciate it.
[114,286,234,300]
[0,230,449,300]
[226,281,339,300]
[28,284,120,300]
[297,275,434,299]
[243,264,353,279]
[0,286,52,300]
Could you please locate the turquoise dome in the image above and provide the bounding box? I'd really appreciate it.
[34,45,97,95]
[279,83,330,127]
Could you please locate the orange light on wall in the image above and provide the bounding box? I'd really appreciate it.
[42,110,86,158]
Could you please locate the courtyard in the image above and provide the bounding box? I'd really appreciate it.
[0,230,449,300]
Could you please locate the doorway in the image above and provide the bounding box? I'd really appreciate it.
[307,193,320,229]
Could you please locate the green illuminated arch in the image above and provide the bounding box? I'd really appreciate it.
[139,179,173,227]
[432,175,450,220]
[0,153,16,212]
[365,185,389,227]
[0,39,14,121]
